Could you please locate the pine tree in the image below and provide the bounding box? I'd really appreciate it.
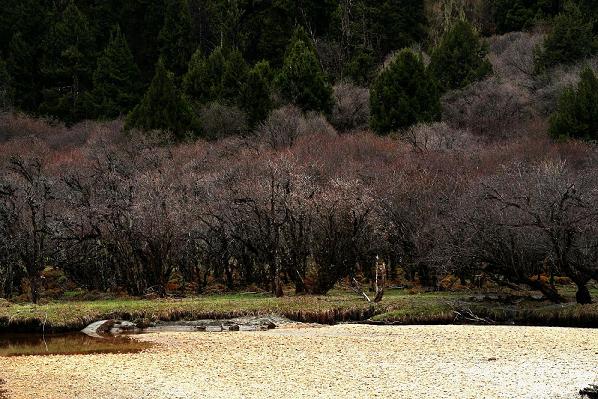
[376,0,428,58]
[0,59,14,110]
[126,59,197,139]
[184,46,249,106]
[183,47,224,104]
[549,66,598,141]
[84,26,142,119]
[221,47,249,104]
[275,35,333,113]
[158,0,193,77]
[429,20,492,93]
[535,3,596,71]
[241,60,274,128]
[7,32,40,111]
[39,1,95,123]
[370,49,441,135]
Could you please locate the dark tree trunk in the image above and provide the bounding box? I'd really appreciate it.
[575,283,592,305]
[274,273,284,297]
[294,277,306,295]
[224,266,234,290]
[29,275,40,304]
[528,279,565,304]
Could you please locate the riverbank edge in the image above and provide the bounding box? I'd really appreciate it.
[1,302,598,333]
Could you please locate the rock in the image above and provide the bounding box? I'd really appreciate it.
[223,324,240,332]
[82,320,141,337]
[82,320,115,338]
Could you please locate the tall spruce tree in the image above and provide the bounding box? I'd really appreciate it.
[183,46,248,105]
[126,59,197,139]
[7,32,40,111]
[183,47,225,104]
[549,66,598,141]
[535,3,596,71]
[429,20,492,93]
[84,26,143,119]
[241,60,274,128]
[221,47,249,104]
[370,49,440,134]
[0,58,14,110]
[39,1,95,123]
[275,34,333,113]
[158,0,193,77]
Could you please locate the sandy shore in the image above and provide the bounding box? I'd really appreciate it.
[1,325,597,399]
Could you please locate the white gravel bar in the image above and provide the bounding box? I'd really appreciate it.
[1,324,597,399]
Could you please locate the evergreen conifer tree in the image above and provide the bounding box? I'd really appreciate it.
[428,20,492,92]
[275,35,333,113]
[85,26,142,119]
[184,46,249,105]
[126,59,197,139]
[370,49,440,134]
[0,59,14,110]
[549,66,598,141]
[535,3,596,71]
[241,60,274,128]
[125,59,196,139]
[221,47,249,104]
[183,47,224,104]
[158,0,193,77]
[39,0,95,123]
[7,32,39,111]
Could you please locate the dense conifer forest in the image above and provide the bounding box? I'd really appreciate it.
[0,0,597,305]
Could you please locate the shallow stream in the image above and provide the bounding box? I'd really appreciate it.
[0,332,151,356]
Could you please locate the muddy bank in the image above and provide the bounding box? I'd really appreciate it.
[1,325,597,398]
[0,307,375,334]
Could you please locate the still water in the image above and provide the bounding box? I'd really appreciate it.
[0,332,152,356]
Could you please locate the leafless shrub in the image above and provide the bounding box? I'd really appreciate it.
[198,102,248,140]
[404,122,478,151]
[0,113,125,149]
[534,58,598,116]
[329,82,370,132]
[255,106,336,149]
[442,77,531,139]
[487,32,544,85]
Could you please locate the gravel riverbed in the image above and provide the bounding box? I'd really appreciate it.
[1,324,597,399]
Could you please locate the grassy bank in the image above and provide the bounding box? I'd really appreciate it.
[1,288,597,333]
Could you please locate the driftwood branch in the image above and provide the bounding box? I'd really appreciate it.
[351,277,371,302]
[452,303,495,324]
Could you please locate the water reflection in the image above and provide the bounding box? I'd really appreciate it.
[0,333,152,357]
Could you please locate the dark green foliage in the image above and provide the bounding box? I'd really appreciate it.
[158,0,193,77]
[370,49,440,135]
[333,0,427,64]
[0,59,14,110]
[535,3,597,71]
[493,0,563,33]
[221,48,249,103]
[343,50,376,86]
[84,26,143,119]
[39,1,95,123]
[241,60,274,127]
[375,0,428,58]
[183,49,212,103]
[183,46,248,105]
[6,32,40,111]
[275,36,333,113]
[126,59,197,139]
[549,66,598,141]
[429,20,492,92]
